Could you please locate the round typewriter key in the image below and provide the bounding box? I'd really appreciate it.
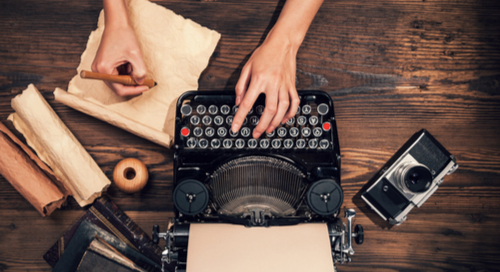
[190,115,200,126]
[235,139,245,149]
[256,105,265,115]
[193,127,203,137]
[302,105,312,115]
[289,127,299,137]
[306,179,343,216]
[180,127,190,137]
[217,127,227,137]
[277,127,287,138]
[249,116,259,126]
[173,179,209,216]
[248,139,258,149]
[266,130,275,138]
[322,122,331,131]
[284,139,294,149]
[196,105,206,115]
[296,139,306,149]
[242,117,248,126]
[202,115,212,126]
[271,139,282,149]
[297,116,307,126]
[317,103,329,115]
[232,105,239,114]
[214,115,224,126]
[205,127,215,137]
[286,117,295,126]
[309,116,318,126]
[302,127,311,137]
[220,105,231,115]
[208,105,218,115]
[260,139,270,149]
[313,127,323,137]
[296,106,301,115]
[211,138,221,149]
[241,127,251,137]
[223,139,233,149]
[180,104,192,116]
[319,139,330,149]
[186,137,197,148]
[229,129,238,137]
[199,138,209,149]
[308,138,318,149]
[226,115,233,125]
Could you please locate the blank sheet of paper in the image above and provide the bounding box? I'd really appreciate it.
[187,223,334,272]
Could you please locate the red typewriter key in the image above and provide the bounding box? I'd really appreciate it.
[322,122,331,131]
[181,127,190,137]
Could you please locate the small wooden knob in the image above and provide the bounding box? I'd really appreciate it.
[113,158,149,194]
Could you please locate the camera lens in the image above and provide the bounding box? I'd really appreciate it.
[396,163,433,194]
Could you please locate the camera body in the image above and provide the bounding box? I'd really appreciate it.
[361,129,458,225]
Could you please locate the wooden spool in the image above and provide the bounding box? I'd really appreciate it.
[113,158,149,194]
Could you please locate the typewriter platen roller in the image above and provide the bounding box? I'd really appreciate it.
[154,91,363,272]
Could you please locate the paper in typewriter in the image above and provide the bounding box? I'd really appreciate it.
[54,0,221,148]
[187,223,335,272]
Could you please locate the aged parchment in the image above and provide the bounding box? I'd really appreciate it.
[9,84,110,207]
[54,0,221,148]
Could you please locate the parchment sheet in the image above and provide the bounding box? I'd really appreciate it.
[0,122,70,216]
[187,223,335,272]
[54,0,221,148]
[9,84,111,207]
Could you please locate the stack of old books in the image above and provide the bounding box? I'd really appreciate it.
[43,197,170,272]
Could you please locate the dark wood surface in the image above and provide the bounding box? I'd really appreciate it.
[1,0,500,271]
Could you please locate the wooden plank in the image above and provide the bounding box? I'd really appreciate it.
[0,0,499,271]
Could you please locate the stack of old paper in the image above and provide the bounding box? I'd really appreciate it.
[9,84,111,207]
[54,0,221,148]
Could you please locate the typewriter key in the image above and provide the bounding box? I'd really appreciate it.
[208,105,218,115]
[196,105,206,115]
[180,104,192,116]
[313,127,323,137]
[220,105,231,115]
[214,115,224,126]
[317,103,329,115]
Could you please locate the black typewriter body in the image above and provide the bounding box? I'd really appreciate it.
[172,90,342,227]
[154,91,363,272]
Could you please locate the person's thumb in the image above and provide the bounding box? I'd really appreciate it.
[128,57,147,85]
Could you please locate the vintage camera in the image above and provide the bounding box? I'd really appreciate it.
[361,129,458,225]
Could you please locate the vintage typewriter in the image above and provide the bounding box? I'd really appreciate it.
[153,91,363,272]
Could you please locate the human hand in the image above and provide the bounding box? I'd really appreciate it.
[231,34,300,139]
[91,24,148,96]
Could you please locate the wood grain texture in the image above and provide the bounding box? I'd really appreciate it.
[0,0,499,271]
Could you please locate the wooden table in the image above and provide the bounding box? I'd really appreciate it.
[1,0,499,271]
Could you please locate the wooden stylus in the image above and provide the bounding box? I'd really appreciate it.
[80,70,156,88]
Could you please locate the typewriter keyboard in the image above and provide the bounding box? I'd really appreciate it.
[177,92,335,151]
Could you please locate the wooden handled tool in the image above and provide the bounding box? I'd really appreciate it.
[80,70,156,88]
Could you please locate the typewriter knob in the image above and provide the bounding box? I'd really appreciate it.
[306,179,343,216]
[354,224,364,244]
[152,225,160,244]
[173,179,209,216]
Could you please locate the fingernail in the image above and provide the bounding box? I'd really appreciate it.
[267,126,275,133]
[253,132,261,139]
